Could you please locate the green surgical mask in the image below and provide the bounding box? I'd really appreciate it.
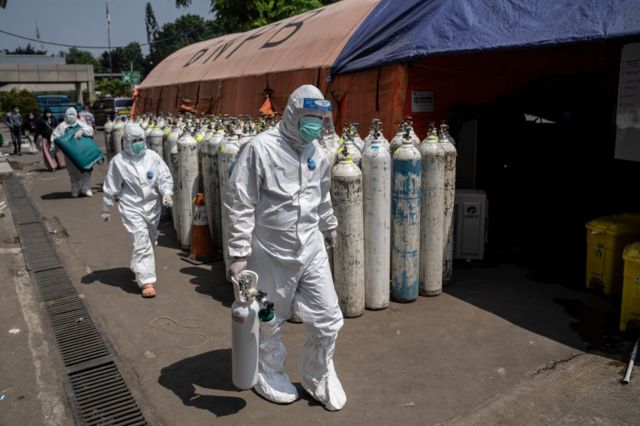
[298,116,323,143]
[131,141,146,155]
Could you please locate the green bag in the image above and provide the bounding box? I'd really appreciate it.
[54,125,104,171]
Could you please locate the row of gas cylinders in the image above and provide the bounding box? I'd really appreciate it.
[103,114,456,319]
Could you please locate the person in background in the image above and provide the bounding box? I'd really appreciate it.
[4,106,23,155]
[37,108,65,171]
[23,111,39,154]
[101,122,174,298]
[51,108,93,196]
[80,105,96,131]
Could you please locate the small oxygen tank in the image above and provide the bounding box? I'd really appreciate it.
[231,271,258,389]
[391,131,421,302]
[362,133,392,310]
[231,270,276,390]
[103,117,114,160]
[419,125,445,296]
[331,155,365,317]
[218,135,241,273]
[177,133,199,249]
[440,122,457,287]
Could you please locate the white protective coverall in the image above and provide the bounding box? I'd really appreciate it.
[225,85,345,410]
[102,122,174,286]
[51,107,94,197]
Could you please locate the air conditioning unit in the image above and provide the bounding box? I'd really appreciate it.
[454,189,488,260]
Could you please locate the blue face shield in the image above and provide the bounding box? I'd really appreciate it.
[131,140,146,155]
[298,116,324,143]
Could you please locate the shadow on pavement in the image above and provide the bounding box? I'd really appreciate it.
[157,220,182,250]
[158,349,247,417]
[41,192,74,200]
[81,267,140,294]
[181,264,234,307]
[446,260,623,357]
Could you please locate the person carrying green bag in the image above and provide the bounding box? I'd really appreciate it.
[51,108,96,197]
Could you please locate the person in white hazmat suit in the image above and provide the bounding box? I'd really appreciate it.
[225,85,346,410]
[101,122,174,298]
[50,107,94,197]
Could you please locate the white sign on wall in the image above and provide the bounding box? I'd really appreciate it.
[615,43,640,162]
[411,91,434,113]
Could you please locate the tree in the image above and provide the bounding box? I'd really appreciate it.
[95,79,130,98]
[4,43,47,55]
[148,14,221,69]
[175,0,336,33]
[0,89,39,118]
[145,3,159,44]
[66,48,105,72]
[100,42,149,75]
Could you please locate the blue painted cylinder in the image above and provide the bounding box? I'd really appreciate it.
[391,136,421,302]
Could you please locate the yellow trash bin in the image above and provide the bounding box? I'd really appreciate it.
[621,243,640,331]
[585,217,640,295]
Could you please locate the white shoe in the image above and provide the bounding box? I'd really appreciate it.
[302,365,346,411]
[84,189,93,197]
[254,372,298,404]
[71,190,80,198]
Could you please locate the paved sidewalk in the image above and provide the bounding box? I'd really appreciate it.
[2,133,639,425]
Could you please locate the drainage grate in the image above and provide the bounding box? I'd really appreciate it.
[70,363,146,426]
[16,222,61,272]
[9,196,40,224]
[3,178,147,425]
[5,178,26,198]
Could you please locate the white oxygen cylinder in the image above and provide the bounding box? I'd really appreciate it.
[362,134,392,310]
[351,123,364,152]
[147,126,164,158]
[419,128,446,296]
[218,135,241,273]
[177,133,199,249]
[231,271,260,390]
[363,119,390,152]
[168,127,182,234]
[111,117,125,155]
[331,156,365,317]
[103,117,114,160]
[440,123,457,286]
[205,132,225,251]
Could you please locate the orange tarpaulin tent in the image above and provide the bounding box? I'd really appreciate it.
[135,0,407,138]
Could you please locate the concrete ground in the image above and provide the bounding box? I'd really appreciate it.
[2,129,639,425]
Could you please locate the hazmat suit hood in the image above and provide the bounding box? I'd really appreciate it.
[64,107,78,125]
[278,85,333,152]
[122,122,146,157]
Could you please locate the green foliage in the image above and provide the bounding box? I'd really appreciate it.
[100,42,149,75]
[66,48,105,73]
[148,14,221,69]
[0,89,40,117]
[95,79,130,98]
[175,0,336,33]
[3,43,47,55]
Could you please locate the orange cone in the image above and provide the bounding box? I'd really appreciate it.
[184,193,216,264]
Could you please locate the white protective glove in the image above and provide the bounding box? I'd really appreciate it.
[75,129,84,140]
[162,193,173,208]
[322,229,337,249]
[227,258,248,282]
[100,204,111,222]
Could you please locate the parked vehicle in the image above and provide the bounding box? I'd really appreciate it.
[93,97,132,127]
[37,95,82,122]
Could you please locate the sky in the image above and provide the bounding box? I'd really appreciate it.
[0,0,213,56]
